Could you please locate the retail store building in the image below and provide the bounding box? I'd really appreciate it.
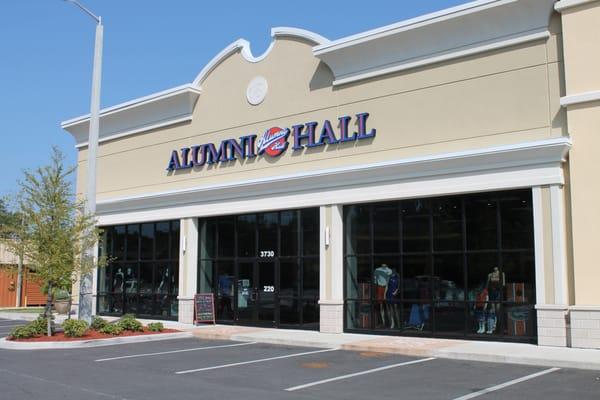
[62,0,600,348]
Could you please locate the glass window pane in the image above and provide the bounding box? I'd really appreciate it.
[466,194,498,250]
[280,210,299,257]
[171,220,180,260]
[502,251,534,304]
[258,212,278,256]
[155,222,170,260]
[301,208,319,256]
[139,262,153,296]
[237,214,256,257]
[199,219,217,259]
[402,255,432,301]
[435,254,465,302]
[466,252,498,299]
[433,197,462,251]
[218,217,235,257]
[279,259,299,298]
[280,298,301,325]
[345,256,371,300]
[403,216,430,253]
[124,264,138,295]
[155,263,169,295]
[216,260,234,321]
[113,225,126,261]
[170,262,179,297]
[126,224,139,260]
[500,190,533,249]
[302,258,319,299]
[198,259,214,293]
[401,199,430,217]
[112,264,125,294]
[98,263,111,293]
[141,223,154,260]
[373,202,399,254]
[302,299,319,328]
[434,301,465,335]
[346,300,371,330]
[345,204,370,255]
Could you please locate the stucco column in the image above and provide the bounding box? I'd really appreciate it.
[556,0,600,349]
[178,218,198,324]
[534,186,570,347]
[319,205,344,333]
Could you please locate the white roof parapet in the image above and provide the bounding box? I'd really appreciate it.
[62,27,328,147]
[313,0,557,86]
[62,84,201,149]
[191,27,328,87]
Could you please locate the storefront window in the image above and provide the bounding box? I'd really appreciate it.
[198,207,319,329]
[98,220,180,320]
[344,189,536,343]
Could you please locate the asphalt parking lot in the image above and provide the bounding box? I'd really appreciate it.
[0,318,599,400]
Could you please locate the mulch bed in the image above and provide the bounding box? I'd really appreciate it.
[9,327,179,342]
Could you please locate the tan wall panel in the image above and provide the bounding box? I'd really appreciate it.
[566,101,600,305]
[86,64,553,199]
[560,3,600,94]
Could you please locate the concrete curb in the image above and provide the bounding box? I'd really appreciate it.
[0,331,193,350]
[190,327,600,371]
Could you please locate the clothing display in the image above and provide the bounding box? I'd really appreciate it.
[385,272,399,301]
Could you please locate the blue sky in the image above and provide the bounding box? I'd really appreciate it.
[0,0,468,198]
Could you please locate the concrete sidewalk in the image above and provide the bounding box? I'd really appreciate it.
[190,325,600,371]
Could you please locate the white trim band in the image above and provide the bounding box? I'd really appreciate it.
[560,90,600,107]
[332,30,550,86]
[555,0,600,12]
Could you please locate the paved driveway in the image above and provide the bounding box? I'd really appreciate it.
[0,318,598,400]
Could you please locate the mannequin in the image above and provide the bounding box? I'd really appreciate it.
[113,267,124,292]
[125,267,136,293]
[373,264,392,327]
[474,285,489,334]
[486,267,505,334]
[385,268,400,329]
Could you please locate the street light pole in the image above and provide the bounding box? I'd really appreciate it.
[64,0,103,323]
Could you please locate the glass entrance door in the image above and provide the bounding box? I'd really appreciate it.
[236,260,277,326]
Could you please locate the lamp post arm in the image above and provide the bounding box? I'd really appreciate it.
[64,0,101,25]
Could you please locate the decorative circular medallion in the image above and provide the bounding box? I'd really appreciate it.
[246,76,268,105]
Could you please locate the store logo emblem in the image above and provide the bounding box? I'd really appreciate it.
[256,127,290,157]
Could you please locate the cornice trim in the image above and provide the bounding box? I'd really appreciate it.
[560,90,600,107]
[96,137,571,217]
[555,0,600,12]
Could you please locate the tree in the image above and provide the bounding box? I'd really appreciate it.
[0,198,19,236]
[0,148,103,336]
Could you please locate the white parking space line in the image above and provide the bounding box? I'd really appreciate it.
[95,341,257,362]
[285,357,436,392]
[0,324,23,328]
[451,367,561,400]
[175,348,339,375]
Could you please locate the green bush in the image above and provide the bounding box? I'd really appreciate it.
[147,322,164,332]
[117,314,143,332]
[99,323,123,336]
[90,316,108,331]
[29,316,49,336]
[9,325,37,339]
[62,319,89,337]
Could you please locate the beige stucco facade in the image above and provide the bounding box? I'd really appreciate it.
[64,0,600,348]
